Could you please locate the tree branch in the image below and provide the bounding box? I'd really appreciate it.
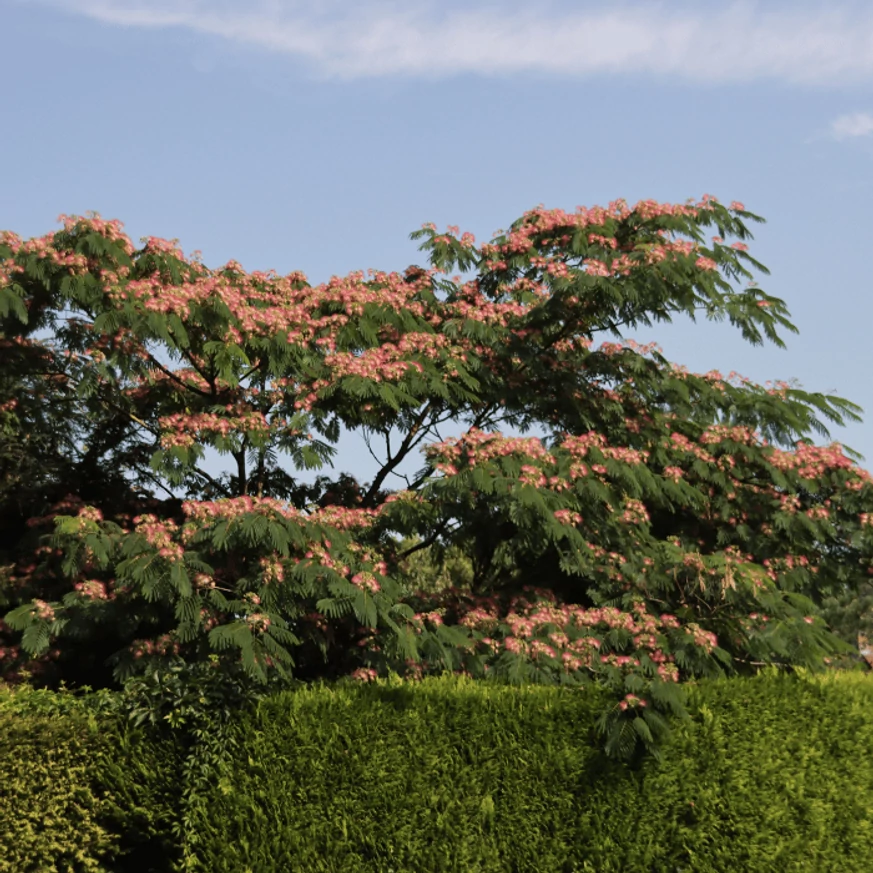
[144,351,213,398]
[190,465,230,496]
[233,448,247,496]
[361,403,435,507]
[397,518,457,560]
[130,465,181,500]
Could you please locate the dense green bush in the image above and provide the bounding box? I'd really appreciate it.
[188,671,873,873]
[4,672,871,872]
[588,670,873,872]
[189,675,613,873]
[0,685,181,873]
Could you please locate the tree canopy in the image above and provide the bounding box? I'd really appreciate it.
[2,196,871,756]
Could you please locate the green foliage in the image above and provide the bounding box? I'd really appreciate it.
[120,657,281,871]
[188,674,612,873]
[580,670,873,872]
[2,673,872,871]
[184,672,873,873]
[394,537,474,595]
[821,576,873,656]
[3,201,873,759]
[0,684,181,873]
[0,708,113,871]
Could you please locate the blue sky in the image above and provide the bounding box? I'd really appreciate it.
[3,0,872,483]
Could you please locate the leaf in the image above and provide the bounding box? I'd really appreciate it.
[352,592,378,628]
[0,285,28,323]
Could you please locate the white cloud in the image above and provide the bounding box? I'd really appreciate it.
[830,111,873,140]
[36,0,873,83]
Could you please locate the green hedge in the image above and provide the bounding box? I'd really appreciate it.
[4,672,872,872]
[189,671,873,873]
[0,686,181,873]
[592,670,873,872]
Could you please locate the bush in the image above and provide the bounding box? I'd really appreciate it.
[590,670,873,872]
[4,672,871,871]
[0,685,181,873]
[191,675,612,872]
[188,672,873,873]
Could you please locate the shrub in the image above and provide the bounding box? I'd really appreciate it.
[191,675,612,872]
[188,672,873,873]
[0,685,181,873]
[590,670,873,872]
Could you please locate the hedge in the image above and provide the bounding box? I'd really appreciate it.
[3,672,872,872]
[188,671,873,873]
[0,685,181,873]
[578,670,873,872]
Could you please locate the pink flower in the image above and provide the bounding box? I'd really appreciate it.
[33,600,56,621]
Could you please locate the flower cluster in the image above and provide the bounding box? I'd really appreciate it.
[73,580,109,600]
[767,441,871,483]
[159,409,271,449]
[684,623,719,653]
[244,613,272,633]
[619,694,647,711]
[130,634,181,659]
[259,557,285,585]
[409,589,690,686]
[133,515,183,561]
[620,498,650,525]
[32,600,56,622]
[426,429,555,473]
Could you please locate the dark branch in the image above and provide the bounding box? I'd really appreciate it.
[397,518,456,560]
[361,403,435,507]
[144,351,213,399]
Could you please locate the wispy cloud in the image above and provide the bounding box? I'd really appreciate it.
[36,0,873,83]
[829,111,873,140]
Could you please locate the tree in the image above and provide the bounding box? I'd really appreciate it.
[2,198,871,757]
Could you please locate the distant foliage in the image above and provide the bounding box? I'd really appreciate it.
[2,196,872,755]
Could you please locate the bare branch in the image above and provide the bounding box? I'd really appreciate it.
[397,519,458,559]
[233,448,247,496]
[361,403,436,507]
